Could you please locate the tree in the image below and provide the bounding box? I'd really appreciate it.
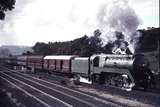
[0,0,16,20]
[0,48,11,57]
[103,42,114,54]
[87,29,103,55]
[32,42,51,55]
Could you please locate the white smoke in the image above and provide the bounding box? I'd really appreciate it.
[97,0,141,54]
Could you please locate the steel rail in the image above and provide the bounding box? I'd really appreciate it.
[0,72,73,107]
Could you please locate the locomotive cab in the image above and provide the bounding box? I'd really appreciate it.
[132,54,155,89]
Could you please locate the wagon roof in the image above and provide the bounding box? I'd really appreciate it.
[44,55,75,60]
[74,57,89,60]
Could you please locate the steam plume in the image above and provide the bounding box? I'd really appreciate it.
[97,0,141,54]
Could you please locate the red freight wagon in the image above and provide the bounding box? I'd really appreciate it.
[17,56,27,66]
[56,60,61,71]
[27,56,44,69]
[62,60,71,72]
[43,59,56,71]
[44,55,75,73]
[49,60,56,70]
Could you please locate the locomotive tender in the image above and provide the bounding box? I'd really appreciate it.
[5,53,154,91]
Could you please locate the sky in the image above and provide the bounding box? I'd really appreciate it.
[0,0,159,46]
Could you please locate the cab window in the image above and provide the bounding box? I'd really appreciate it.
[93,56,99,67]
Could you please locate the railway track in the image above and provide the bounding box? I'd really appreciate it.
[0,67,124,107]
[29,71,159,107]
[0,72,73,107]
[1,65,160,107]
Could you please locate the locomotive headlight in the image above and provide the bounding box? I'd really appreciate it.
[142,63,146,67]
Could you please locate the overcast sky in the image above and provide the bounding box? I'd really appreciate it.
[0,0,159,46]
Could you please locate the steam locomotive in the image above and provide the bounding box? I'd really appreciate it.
[3,53,154,91]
